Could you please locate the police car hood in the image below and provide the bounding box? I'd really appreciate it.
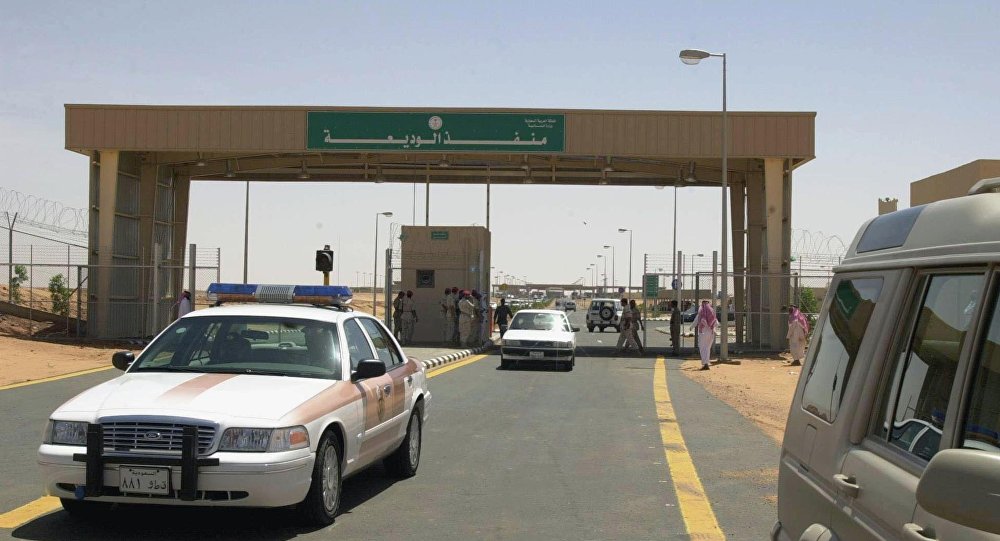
[52,372,338,422]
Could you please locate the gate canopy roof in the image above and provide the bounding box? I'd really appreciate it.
[66,105,815,186]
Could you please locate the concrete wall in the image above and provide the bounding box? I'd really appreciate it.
[910,159,1000,206]
[400,226,490,343]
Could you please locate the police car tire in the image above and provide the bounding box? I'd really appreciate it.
[386,405,422,478]
[60,498,113,519]
[299,431,342,526]
[599,307,614,320]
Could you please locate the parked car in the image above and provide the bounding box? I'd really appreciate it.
[586,298,623,332]
[500,309,578,371]
[38,283,431,526]
[774,178,1000,540]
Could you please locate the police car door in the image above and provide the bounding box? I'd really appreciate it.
[343,318,396,464]
[357,319,409,446]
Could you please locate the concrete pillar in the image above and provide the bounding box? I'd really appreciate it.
[172,176,191,310]
[764,158,786,349]
[94,150,120,338]
[729,176,746,344]
[138,163,157,335]
[746,171,764,346]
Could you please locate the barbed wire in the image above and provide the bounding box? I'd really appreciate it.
[0,187,89,238]
[791,229,848,258]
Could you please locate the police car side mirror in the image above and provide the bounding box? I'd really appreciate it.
[112,351,135,371]
[916,449,1000,535]
[352,359,387,381]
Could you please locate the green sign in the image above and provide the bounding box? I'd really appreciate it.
[430,231,449,240]
[307,112,565,152]
[644,275,659,299]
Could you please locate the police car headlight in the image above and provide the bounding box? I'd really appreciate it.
[220,426,310,452]
[503,340,520,347]
[48,420,88,445]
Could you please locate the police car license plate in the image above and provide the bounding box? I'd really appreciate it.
[119,466,170,495]
[529,351,544,359]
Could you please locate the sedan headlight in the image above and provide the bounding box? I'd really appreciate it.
[554,341,574,348]
[503,340,520,347]
[47,420,88,445]
[219,426,309,452]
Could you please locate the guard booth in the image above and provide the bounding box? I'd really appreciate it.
[399,226,490,343]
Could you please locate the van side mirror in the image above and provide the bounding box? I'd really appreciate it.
[916,449,1000,534]
[352,359,387,381]
[112,351,135,371]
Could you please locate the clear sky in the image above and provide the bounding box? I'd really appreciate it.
[2,1,997,289]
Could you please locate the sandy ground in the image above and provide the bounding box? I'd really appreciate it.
[678,355,801,445]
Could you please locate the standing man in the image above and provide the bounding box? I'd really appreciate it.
[177,291,193,319]
[628,299,646,355]
[470,290,483,346]
[614,297,633,354]
[494,298,512,336]
[441,288,455,344]
[392,291,405,340]
[452,287,462,345]
[690,300,718,370]
[669,300,683,356]
[458,290,476,347]
[400,290,418,345]
[480,292,492,341]
[786,304,809,366]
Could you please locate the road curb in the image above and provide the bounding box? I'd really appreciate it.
[420,339,496,370]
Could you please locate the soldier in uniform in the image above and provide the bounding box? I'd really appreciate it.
[391,291,405,340]
[452,287,462,345]
[458,290,477,347]
[669,300,683,356]
[441,288,455,343]
[615,297,633,354]
[400,290,418,345]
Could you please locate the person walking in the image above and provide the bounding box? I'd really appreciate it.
[480,291,492,341]
[441,288,455,343]
[614,297,634,354]
[392,291,405,340]
[494,298,513,336]
[452,287,462,345]
[628,299,646,355]
[669,300,683,356]
[458,290,477,347]
[470,290,483,346]
[400,290,418,345]
[690,300,718,370]
[787,304,809,366]
[176,290,193,319]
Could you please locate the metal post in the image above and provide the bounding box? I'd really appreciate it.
[28,245,33,324]
[152,243,161,334]
[677,250,683,308]
[215,248,221,284]
[627,231,632,295]
[243,181,249,284]
[384,248,392,327]
[712,250,718,305]
[188,244,197,309]
[6,212,16,302]
[720,53,729,362]
[673,182,679,308]
[486,167,491,231]
[425,165,430,226]
[76,265,82,337]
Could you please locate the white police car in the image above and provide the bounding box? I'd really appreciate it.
[37,284,431,525]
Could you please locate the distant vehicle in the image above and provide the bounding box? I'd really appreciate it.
[564,300,576,312]
[500,309,579,371]
[545,288,565,299]
[586,298,623,332]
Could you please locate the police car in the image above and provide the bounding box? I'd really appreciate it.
[37,284,431,525]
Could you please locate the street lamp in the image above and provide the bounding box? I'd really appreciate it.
[617,228,632,295]
[374,211,393,312]
[681,47,729,361]
[690,253,705,274]
[597,254,607,294]
[603,244,615,293]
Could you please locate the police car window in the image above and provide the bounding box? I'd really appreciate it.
[962,281,1000,454]
[801,277,884,423]
[874,273,984,462]
[358,318,403,368]
[344,319,375,372]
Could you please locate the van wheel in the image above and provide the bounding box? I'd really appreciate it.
[587,326,594,332]
[298,431,342,526]
[599,326,606,332]
[614,325,621,333]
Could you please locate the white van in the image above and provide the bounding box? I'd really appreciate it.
[775,178,1000,540]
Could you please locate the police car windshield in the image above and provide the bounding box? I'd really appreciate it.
[509,313,571,332]
[131,316,342,380]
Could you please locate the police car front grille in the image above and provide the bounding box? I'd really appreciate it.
[101,421,215,455]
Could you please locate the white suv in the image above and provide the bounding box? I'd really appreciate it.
[586,298,623,332]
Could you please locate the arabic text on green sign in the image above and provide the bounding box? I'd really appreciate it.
[430,231,449,240]
[644,275,659,298]
[307,112,565,152]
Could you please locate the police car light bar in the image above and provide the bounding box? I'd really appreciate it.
[206,283,353,306]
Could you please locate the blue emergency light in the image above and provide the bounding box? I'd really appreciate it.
[206,283,353,306]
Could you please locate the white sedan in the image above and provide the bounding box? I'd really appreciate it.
[500,309,579,371]
[37,284,430,526]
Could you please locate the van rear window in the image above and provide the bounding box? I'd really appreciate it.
[856,206,924,253]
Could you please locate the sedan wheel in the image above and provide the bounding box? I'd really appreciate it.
[298,432,342,525]
[386,406,423,477]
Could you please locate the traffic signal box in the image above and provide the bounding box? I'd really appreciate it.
[315,249,334,272]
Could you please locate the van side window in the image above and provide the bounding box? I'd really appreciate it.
[874,274,984,461]
[801,278,884,423]
[962,281,1000,454]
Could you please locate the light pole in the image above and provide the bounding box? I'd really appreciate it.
[597,254,607,294]
[243,181,250,284]
[603,244,615,293]
[681,47,729,361]
[690,253,705,277]
[617,228,632,295]
[373,211,393,312]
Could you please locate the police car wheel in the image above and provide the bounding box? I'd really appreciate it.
[299,431,342,525]
[386,405,422,478]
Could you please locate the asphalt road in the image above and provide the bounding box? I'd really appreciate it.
[0,309,780,540]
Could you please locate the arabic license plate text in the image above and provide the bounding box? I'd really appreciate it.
[119,466,170,495]
[529,351,544,359]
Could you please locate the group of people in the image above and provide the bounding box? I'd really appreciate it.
[613,298,646,355]
[391,290,419,345]
[439,287,493,348]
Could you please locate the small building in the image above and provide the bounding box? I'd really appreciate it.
[910,159,1000,206]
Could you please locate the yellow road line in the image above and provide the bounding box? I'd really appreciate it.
[0,366,114,391]
[428,354,489,378]
[0,496,61,529]
[654,357,724,540]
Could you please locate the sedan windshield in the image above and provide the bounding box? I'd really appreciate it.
[509,313,571,332]
[130,316,342,380]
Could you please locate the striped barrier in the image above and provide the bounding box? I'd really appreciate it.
[420,339,496,370]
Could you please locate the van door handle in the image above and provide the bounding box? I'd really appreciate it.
[902,523,936,540]
[832,474,860,498]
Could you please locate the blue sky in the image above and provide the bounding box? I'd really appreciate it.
[1,1,997,288]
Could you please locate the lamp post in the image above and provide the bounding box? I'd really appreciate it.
[597,254,607,294]
[681,47,728,361]
[603,244,615,293]
[243,181,250,284]
[617,228,632,295]
[373,211,393,312]
[690,253,705,274]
